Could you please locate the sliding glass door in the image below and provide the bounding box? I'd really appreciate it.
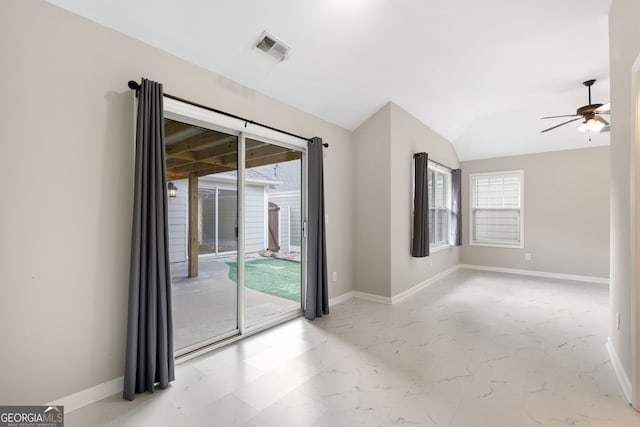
[164,111,306,356]
[197,187,238,256]
[165,118,239,354]
[243,138,303,328]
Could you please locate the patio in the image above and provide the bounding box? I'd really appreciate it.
[171,256,301,351]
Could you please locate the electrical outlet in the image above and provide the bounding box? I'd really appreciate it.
[525,253,532,261]
[617,312,621,330]
[332,271,338,282]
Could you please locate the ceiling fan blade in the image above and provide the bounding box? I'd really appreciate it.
[541,117,583,133]
[596,116,609,126]
[540,114,582,119]
[595,103,610,114]
[601,125,610,133]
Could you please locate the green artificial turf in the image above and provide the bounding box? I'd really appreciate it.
[226,258,301,302]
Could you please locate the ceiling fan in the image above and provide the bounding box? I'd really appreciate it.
[540,79,610,137]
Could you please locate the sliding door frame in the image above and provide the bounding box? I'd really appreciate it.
[164,97,307,359]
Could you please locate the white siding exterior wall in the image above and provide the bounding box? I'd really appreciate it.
[244,184,267,252]
[167,178,267,262]
[168,179,188,263]
[279,206,291,253]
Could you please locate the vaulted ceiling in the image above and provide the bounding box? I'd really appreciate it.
[48,0,611,160]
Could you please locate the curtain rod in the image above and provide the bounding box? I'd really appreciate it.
[127,80,328,147]
[413,153,454,171]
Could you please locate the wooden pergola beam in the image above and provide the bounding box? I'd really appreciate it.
[195,165,236,177]
[165,120,193,138]
[169,161,222,175]
[166,172,184,181]
[167,141,286,177]
[246,144,294,162]
[219,144,294,168]
[166,133,235,156]
[169,151,229,168]
[166,140,301,179]
[246,151,301,168]
[168,151,197,162]
[167,165,236,181]
[194,140,239,162]
[166,158,192,169]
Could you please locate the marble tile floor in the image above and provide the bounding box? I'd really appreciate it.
[66,269,640,426]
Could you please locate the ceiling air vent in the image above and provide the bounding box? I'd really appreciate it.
[255,31,290,62]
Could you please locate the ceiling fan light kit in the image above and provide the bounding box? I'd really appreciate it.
[540,79,610,138]
[578,118,606,133]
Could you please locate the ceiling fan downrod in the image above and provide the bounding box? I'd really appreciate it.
[583,79,596,105]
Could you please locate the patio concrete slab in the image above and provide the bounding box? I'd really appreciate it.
[171,257,300,350]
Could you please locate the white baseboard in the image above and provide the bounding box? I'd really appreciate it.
[337,264,461,306]
[606,337,633,403]
[459,264,610,285]
[47,376,123,414]
[391,265,461,304]
[353,291,393,305]
[329,291,355,306]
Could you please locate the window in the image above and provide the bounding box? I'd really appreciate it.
[428,163,451,249]
[470,170,524,247]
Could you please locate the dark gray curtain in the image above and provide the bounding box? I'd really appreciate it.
[305,137,329,320]
[412,153,429,257]
[123,78,175,401]
[449,169,462,246]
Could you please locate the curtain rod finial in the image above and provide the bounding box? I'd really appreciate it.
[310,138,329,148]
[128,80,141,90]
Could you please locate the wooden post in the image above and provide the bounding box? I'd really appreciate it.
[188,172,199,278]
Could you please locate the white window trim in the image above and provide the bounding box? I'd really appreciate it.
[469,169,524,249]
[428,162,452,251]
[430,244,452,254]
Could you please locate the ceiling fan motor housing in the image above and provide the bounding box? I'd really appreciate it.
[577,104,603,116]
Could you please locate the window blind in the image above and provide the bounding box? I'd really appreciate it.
[471,172,523,245]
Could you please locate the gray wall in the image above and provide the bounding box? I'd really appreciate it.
[353,104,392,297]
[389,103,460,297]
[460,147,610,279]
[0,0,354,405]
[353,103,460,298]
[609,0,640,404]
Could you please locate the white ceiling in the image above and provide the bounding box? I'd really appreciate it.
[48,0,611,160]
